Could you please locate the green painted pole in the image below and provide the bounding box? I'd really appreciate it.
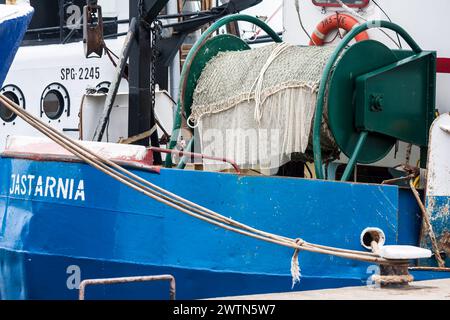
[176,139,194,169]
[340,131,369,182]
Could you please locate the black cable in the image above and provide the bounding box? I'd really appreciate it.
[334,0,401,48]
[106,45,120,60]
[323,12,343,44]
[377,27,402,49]
[372,0,402,48]
[295,0,315,44]
[305,163,313,179]
[323,29,341,44]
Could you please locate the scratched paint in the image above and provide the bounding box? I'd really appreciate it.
[425,114,450,265]
[0,155,425,299]
[4,136,154,164]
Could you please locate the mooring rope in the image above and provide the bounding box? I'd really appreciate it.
[409,179,445,268]
[0,95,408,286]
[291,238,304,288]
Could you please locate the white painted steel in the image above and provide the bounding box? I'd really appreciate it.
[379,245,432,260]
[426,113,450,197]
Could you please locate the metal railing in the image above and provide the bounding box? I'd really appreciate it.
[78,274,176,300]
[150,146,242,174]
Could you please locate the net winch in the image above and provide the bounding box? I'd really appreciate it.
[168,15,436,181]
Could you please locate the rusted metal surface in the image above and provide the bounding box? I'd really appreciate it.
[79,274,176,300]
[83,1,104,58]
[372,264,414,287]
[118,124,157,145]
[382,174,416,186]
[440,232,450,255]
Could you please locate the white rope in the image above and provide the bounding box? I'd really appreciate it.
[248,42,294,123]
[291,239,303,288]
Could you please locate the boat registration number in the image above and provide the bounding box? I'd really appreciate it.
[61,67,101,81]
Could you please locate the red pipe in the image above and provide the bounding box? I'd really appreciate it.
[150,147,241,174]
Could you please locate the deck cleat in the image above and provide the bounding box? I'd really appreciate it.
[361,228,433,287]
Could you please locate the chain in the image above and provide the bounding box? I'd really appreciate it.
[150,20,163,111]
[138,0,162,112]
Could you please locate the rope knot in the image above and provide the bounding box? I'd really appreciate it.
[290,238,304,289]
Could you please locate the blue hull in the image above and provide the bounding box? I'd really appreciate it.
[0,5,33,87]
[0,249,366,300]
[1,156,448,299]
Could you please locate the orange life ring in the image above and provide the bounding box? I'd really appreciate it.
[309,13,369,46]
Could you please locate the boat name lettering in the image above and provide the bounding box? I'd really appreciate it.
[9,174,85,201]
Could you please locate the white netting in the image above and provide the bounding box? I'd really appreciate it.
[190,43,340,173]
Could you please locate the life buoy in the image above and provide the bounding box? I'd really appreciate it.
[309,13,369,46]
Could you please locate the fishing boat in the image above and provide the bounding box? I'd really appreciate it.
[0,0,130,149]
[0,0,267,151]
[0,0,449,300]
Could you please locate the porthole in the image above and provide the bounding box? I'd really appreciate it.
[41,83,70,120]
[96,81,111,94]
[0,85,26,123]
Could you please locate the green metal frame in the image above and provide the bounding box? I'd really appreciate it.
[355,51,436,146]
[327,40,399,166]
[166,14,282,168]
[313,21,423,181]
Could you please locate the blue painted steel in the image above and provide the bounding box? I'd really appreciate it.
[0,156,446,300]
[0,6,34,87]
[424,196,450,267]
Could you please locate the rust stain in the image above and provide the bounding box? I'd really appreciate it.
[429,198,450,222]
[440,232,450,254]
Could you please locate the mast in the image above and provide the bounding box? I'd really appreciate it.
[128,0,168,164]
[86,0,259,158]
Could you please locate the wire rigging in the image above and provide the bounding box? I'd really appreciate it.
[372,0,402,49]
[295,0,316,45]
[334,0,403,49]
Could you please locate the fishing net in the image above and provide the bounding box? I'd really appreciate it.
[190,43,340,174]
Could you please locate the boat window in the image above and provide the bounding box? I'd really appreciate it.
[96,81,111,94]
[43,91,64,119]
[41,83,70,120]
[0,85,25,123]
